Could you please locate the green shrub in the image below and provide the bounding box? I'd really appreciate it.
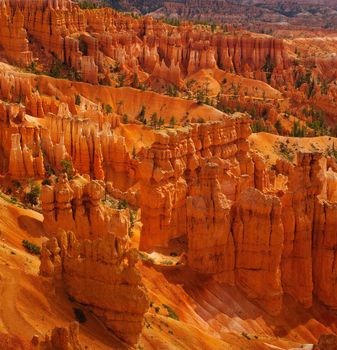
[45,163,55,177]
[117,199,128,210]
[158,116,165,128]
[49,59,63,78]
[60,159,74,179]
[166,85,178,97]
[279,142,294,162]
[274,120,283,135]
[12,180,22,189]
[150,113,158,128]
[161,17,181,26]
[137,105,146,123]
[22,240,41,255]
[262,55,275,84]
[131,73,139,88]
[26,61,38,74]
[42,179,52,186]
[291,120,306,137]
[117,73,126,87]
[78,1,97,9]
[104,104,113,114]
[75,94,81,106]
[162,304,179,321]
[169,116,176,128]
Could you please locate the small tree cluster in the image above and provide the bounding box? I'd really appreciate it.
[117,73,126,87]
[24,183,41,206]
[295,71,312,89]
[262,55,275,84]
[166,85,179,97]
[60,159,74,180]
[291,120,306,137]
[137,105,147,125]
[169,116,176,128]
[150,113,165,129]
[78,1,97,9]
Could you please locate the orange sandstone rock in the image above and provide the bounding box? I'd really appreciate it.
[41,174,130,239]
[40,231,149,346]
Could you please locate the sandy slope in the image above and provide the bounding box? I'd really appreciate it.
[0,196,127,349]
[139,264,337,350]
[249,132,337,165]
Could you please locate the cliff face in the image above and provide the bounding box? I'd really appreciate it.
[138,116,253,250]
[40,230,149,346]
[231,188,284,315]
[137,118,337,315]
[0,101,45,179]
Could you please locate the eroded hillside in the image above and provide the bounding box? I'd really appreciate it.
[0,1,336,350]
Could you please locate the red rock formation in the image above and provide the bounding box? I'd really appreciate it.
[0,0,291,88]
[0,101,45,179]
[138,115,253,250]
[41,174,130,239]
[231,188,284,315]
[40,230,149,346]
[34,322,83,350]
[314,334,337,350]
[0,3,32,66]
[275,153,323,307]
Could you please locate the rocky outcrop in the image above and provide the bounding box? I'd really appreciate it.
[231,188,284,315]
[8,133,45,179]
[274,153,323,307]
[40,230,149,346]
[32,322,83,350]
[0,101,45,179]
[0,4,32,67]
[138,115,253,250]
[41,174,130,239]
